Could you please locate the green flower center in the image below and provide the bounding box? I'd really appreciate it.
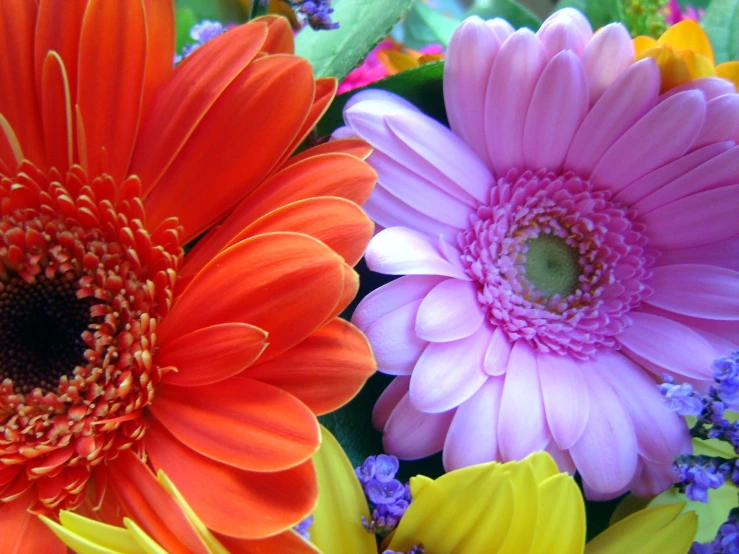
[523,234,581,298]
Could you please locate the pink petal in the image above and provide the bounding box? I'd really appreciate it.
[364,185,463,240]
[443,377,504,470]
[640,184,739,249]
[615,141,732,209]
[484,326,512,376]
[416,279,484,342]
[344,99,482,205]
[496,340,550,460]
[536,8,593,58]
[596,351,689,464]
[352,275,445,330]
[485,18,515,40]
[369,150,472,229]
[580,23,634,105]
[365,300,426,375]
[632,144,739,213]
[523,50,588,172]
[693,94,739,149]
[365,227,470,279]
[385,110,494,204]
[409,325,491,412]
[618,311,717,379]
[444,16,505,165]
[657,236,739,272]
[536,352,589,450]
[646,263,739,320]
[629,458,682,497]
[545,442,576,475]
[383,393,454,459]
[660,76,736,102]
[569,366,638,496]
[373,376,410,430]
[342,89,422,117]
[485,28,547,175]
[590,90,706,193]
[565,59,659,176]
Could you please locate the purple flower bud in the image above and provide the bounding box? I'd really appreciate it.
[374,454,400,482]
[293,515,313,540]
[190,20,227,43]
[366,478,405,505]
[356,456,376,484]
[386,498,409,517]
[659,380,704,416]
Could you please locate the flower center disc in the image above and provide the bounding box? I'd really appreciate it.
[0,275,94,394]
[523,234,581,298]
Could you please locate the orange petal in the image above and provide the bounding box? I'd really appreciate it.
[40,52,73,173]
[150,377,319,472]
[227,196,374,265]
[144,418,318,539]
[0,489,66,554]
[35,0,87,107]
[245,318,376,415]
[143,54,315,242]
[77,0,147,182]
[131,21,268,196]
[106,451,210,554]
[287,138,373,164]
[328,262,360,322]
[215,529,319,553]
[632,35,658,56]
[157,323,268,387]
[658,19,715,64]
[259,15,295,54]
[717,61,739,88]
[141,0,175,115]
[279,77,337,166]
[0,0,45,167]
[161,232,345,362]
[180,154,376,275]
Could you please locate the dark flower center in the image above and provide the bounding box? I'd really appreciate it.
[0,275,95,394]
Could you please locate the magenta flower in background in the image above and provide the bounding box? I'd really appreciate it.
[336,8,739,499]
[664,0,704,24]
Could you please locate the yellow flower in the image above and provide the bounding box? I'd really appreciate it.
[376,43,445,76]
[633,19,739,92]
[586,503,697,554]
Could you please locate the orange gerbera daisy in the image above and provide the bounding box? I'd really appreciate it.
[0,1,377,552]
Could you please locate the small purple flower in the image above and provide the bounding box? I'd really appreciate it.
[175,19,232,64]
[290,0,339,30]
[659,376,704,416]
[374,454,400,482]
[682,463,725,503]
[294,514,313,540]
[714,353,739,408]
[356,456,376,484]
[367,478,405,505]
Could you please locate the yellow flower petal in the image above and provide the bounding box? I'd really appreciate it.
[123,519,169,554]
[530,474,586,554]
[658,20,715,64]
[717,61,739,88]
[156,471,230,554]
[585,503,697,554]
[525,450,560,483]
[310,425,376,554]
[377,50,421,75]
[640,46,692,92]
[681,50,717,79]
[40,512,145,554]
[497,461,538,554]
[633,35,659,56]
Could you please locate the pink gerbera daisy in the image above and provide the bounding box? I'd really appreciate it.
[338,8,739,498]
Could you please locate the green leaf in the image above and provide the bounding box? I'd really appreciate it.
[315,60,446,136]
[174,0,248,23]
[552,0,625,29]
[465,0,542,30]
[295,0,417,80]
[175,7,198,51]
[701,0,739,64]
[411,2,463,46]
